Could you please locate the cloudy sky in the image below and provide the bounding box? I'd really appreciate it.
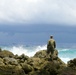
[0,0,76,46]
[0,0,76,24]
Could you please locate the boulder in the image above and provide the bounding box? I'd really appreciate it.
[21,63,33,74]
[34,50,58,60]
[68,58,76,68]
[27,57,45,70]
[29,58,66,75]
[15,54,29,59]
[14,54,29,63]
[58,67,76,75]
[3,57,18,65]
[0,50,14,58]
[34,50,47,58]
[0,48,70,75]
[0,65,26,75]
[28,50,66,75]
[58,58,76,75]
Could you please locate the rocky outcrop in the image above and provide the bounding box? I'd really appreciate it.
[0,48,75,75]
[3,57,18,65]
[29,50,66,75]
[58,58,76,75]
[34,49,58,60]
[0,50,14,58]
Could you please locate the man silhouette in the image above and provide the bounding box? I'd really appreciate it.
[47,35,56,60]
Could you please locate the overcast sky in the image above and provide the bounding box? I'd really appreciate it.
[0,0,76,46]
[0,0,76,25]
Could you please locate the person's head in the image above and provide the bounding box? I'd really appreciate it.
[50,35,53,39]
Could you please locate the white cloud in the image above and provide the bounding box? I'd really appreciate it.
[0,0,76,25]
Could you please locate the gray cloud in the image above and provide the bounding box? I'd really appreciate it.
[0,0,76,25]
[0,25,76,46]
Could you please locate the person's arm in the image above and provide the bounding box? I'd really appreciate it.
[54,41,56,48]
[47,40,50,48]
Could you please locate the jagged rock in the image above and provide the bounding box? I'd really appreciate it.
[34,50,58,60]
[14,54,29,63]
[3,57,18,65]
[68,58,76,68]
[29,58,66,75]
[0,65,26,75]
[58,68,76,75]
[0,48,74,75]
[58,58,76,75]
[0,50,14,58]
[21,63,33,74]
[34,50,47,58]
[20,54,29,60]
[27,57,45,70]
[28,50,66,75]
[40,61,59,75]
[15,54,29,59]
[0,58,5,66]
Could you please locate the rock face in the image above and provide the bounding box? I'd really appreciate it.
[34,49,58,60]
[0,48,75,75]
[58,58,76,75]
[0,50,14,58]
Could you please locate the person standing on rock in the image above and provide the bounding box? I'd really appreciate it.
[47,35,56,59]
